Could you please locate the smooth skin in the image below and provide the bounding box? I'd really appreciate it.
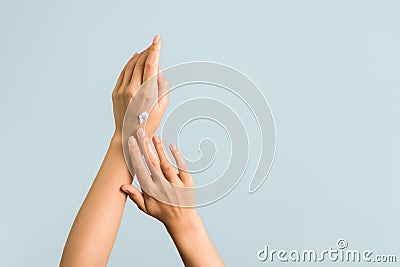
[61,35,224,267]
[121,131,224,267]
[60,35,167,267]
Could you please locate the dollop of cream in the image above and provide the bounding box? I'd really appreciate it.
[138,111,149,124]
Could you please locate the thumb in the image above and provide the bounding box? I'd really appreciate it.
[121,184,147,213]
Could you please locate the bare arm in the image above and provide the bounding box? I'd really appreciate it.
[165,213,224,267]
[60,35,167,266]
[60,134,130,267]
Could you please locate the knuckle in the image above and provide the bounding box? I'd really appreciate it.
[179,161,188,170]
[145,61,156,68]
[124,90,134,99]
[150,159,159,168]
[126,60,134,68]
[116,85,126,94]
[161,162,172,171]
[134,60,144,68]
[137,56,147,66]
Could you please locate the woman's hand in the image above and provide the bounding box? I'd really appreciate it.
[121,129,224,266]
[121,128,198,227]
[111,35,169,139]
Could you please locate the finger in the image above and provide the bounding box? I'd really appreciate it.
[121,184,147,213]
[152,135,180,183]
[136,128,167,183]
[128,136,153,188]
[130,50,149,89]
[120,52,140,89]
[112,64,126,96]
[144,135,162,174]
[157,68,170,108]
[143,35,162,82]
[169,143,191,184]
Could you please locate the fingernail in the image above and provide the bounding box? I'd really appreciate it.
[153,34,160,44]
[153,135,160,144]
[137,128,146,138]
[128,136,137,146]
[170,143,177,151]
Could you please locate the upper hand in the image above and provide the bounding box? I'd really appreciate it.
[111,35,169,139]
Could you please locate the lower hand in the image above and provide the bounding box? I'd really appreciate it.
[121,129,198,228]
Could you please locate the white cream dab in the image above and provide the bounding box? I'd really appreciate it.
[138,111,149,124]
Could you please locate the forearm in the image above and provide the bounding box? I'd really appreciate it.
[60,133,132,267]
[165,214,224,267]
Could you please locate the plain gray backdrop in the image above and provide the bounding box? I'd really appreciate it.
[0,0,399,266]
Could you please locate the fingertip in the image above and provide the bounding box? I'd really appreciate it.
[120,185,130,193]
[131,52,138,59]
[170,143,177,152]
[153,135,161,144]
[153,34,160,44]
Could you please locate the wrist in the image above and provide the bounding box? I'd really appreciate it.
[111,131,153,149]
[112,130,122,140]
[164,211,202,236]
[110,132,123,148]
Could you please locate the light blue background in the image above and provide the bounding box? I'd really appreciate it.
[0,0,399,266]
